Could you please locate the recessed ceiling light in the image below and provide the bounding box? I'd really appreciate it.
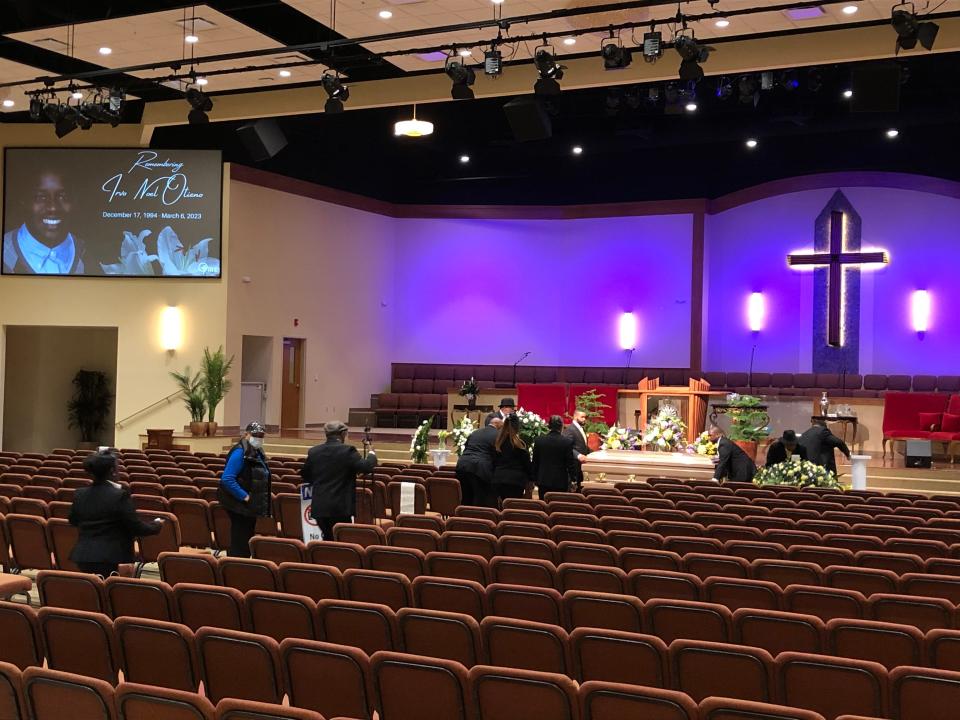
[843,89,853,99]
[279,69,292,77]
[572,145,583,155]
[685,101,698,112]
[715,18,730,28]
[196,77,208,86]
[458,48,472,57]
[99,46,112,55]
[378,9,393,18]
[842,4,858,14]
[71,89,83,100]
[746,138,758,149]
[491,0,505,4]
[563,37,576,46]
[2,99,14,108]
[459,155,470,163]
[886,128,899,138]
[185,34,199,43]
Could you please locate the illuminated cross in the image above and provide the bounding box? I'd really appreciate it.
[788,210,888,347]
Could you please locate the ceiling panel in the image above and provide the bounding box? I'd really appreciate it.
[0,58,72,108]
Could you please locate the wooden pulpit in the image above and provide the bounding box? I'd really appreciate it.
[633,377,723,437]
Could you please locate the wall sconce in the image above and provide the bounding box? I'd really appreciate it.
[911,290,931,338]
[747,292,765,333]
[618,312,638,350]
[160,306,183,352]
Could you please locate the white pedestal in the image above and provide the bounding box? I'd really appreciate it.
[850,454,871,490]
[429,448,451,469]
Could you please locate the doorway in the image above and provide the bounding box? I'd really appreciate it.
[281,338,304,432]
[240,335,273,430]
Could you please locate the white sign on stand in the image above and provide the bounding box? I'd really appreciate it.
[299,483,322,542]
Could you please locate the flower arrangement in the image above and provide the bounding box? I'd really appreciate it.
[450,415,476,456]
[601,424,642,451]
[642,408,687,451]
[458,377,480,398]
[437,430,451,450]
[687,431,719,456]
[754,459,842,489]
[101,226,220,276]
[516,408,549,450]
[409,417,433,463]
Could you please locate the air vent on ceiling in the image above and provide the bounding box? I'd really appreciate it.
[34,37,69,51]
[273,53,311,64]
[174,16,219,31]
[783,6,827,20]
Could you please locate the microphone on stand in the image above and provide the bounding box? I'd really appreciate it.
[512,351,531,386]
[748,345,757,392]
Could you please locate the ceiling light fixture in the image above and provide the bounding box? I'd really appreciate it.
[891,3,939,52]
[684,100,697,112]
[445,54,476,100]
[563,37,576,46]
[572,145,583,155]
[459,48,472,57]
[394,106,433,137]
[279,69,292,78]
[842,4,859,14]
[185,86,213,124]
[715,18,730,27]
[886,128,900,138]
[185,34,199,43]
[70,86,83,100]
[196,77,208,86]
[99,46,112,55]
[746,138,758,148]
[674,27,711,82]
[601,32,632,70]
[2,99,14,108]
[533,42,565,96]
[321,72,349,113]
[379,9,393,18]
[843,88,853,98]
[459,155,470,163]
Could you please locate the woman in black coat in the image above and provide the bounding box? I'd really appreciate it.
[69,451,162,577]
[493,413,532,503]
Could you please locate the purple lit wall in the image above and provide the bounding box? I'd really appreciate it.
[704,183,960,374]
[391,215,694,367]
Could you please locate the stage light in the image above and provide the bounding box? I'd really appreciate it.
[779,70,800,92]
[715,76,733,99]
[738,75,759,105]
[55,108,78,138]
[674,30,710,82]
[534,45,564,97]
[747,292,766,332]
[99,46,112,55]
[378,9,393,18]
[911,290,931,335]
[185,34,199,43]
[601,33,632,70]
[842,4,858,14]
[322,72,349,113]
[886,128,899,138]
[563,37,576,46]
[394,106,433,137]
[445,55,476,100]
[892,3,938,52]
[572,145,583,155]
[2,99,13,108]
[843,88,853,98]
[160,306,183,352]
[642,31,663,61]
[746,138,758,149]
[459,155,470,163]
[484,48,503,76]
[715,18,730,28]
[186,86,213,124]
[619,312,638,350]
[108,87,125,112]
[29,96,43,119]
[279,69,292,78]
[76,110,93,130]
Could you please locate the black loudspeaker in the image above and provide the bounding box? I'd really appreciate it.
[503,97,552,142]
[236,119,288,161]
[905,439,933,469]
[851,64,901,113]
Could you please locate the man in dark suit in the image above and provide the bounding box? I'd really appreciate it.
[484,398,515,427]
[709,424,756,482]
[302,421,378,541]
[532,415,576,496]
[456,417,502,507]
[563,409,591,491]
[765,429,808,467]
[799,418,850,476]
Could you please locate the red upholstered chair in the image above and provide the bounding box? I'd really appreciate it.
[881,391,949,458]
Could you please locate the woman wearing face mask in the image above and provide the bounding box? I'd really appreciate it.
[218,421,272,557]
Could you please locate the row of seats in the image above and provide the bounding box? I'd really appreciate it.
[0,664,325,720]
[5,583,960,719]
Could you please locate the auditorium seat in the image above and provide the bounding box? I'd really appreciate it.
[481,616,570,675]
[344,569,413,611]
[702,577,782,612]
[116,683,216,720]
[0,661,23,720]
[578,680,698,720]
[36,570,106,613]
[173,583,245,631]
[782,585,867,622]
[305,540,365,571]
[776,652,889,720]
[105,576,177,622]
[245,589,317,642]
[868,593,957,632]
[470,665,579,720]
[196,627,283,704]
[38,607,119,683]
[628,569,700,602]
[563,590,644,633]
[670,639,776,703]
[889,666,960,720]
[159,552,220,586]
[699,697,827,720]
[397,607,484,667]
[0,602,44,670]
[280,638,371,718]
[487,583,563,626]
[21,666,116,720]
[335,523,386,548]
[114,616,200,691]
[645,599,732,643]
[733,608,826,656]
[366,545,425,581]
[826,618,924,670]
[823,566,898,597]
[316,599,399,655]
[278,562,343,602]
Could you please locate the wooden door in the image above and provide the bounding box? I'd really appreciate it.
[281,338,303,431]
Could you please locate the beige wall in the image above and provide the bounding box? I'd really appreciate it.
[224,177,395,428]
[0,125,230,449]
[3,326,118,452]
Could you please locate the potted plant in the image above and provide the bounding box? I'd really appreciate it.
[170,367,207,436]
[572,389,612,451]
[459,377,480,411]
[67,370,113,449]
[726,393,771,461]
[200,345,234,437]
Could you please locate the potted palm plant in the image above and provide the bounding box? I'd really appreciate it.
[200,345,234,436]
[67,370,113,449]
[170,367,207,436]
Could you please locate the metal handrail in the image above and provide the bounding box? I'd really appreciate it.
[115,390,182,429]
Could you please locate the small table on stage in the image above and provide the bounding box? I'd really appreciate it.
[451,404,493,427]
[812,414,859,444]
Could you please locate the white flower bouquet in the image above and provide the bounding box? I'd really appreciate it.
[602,425,641,451]
[515,408,549,454]
[409,417,433,463]
[642,409,687,451]
[754,459,842,489]
[450,415,476,456]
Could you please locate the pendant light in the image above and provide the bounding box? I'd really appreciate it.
[394,105,434,137]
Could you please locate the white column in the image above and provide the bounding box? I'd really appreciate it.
[850,454,871,490]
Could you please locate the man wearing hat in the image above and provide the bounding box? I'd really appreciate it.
[301,421,377,541]
[485,398,516,427]
[765,429,808,467]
